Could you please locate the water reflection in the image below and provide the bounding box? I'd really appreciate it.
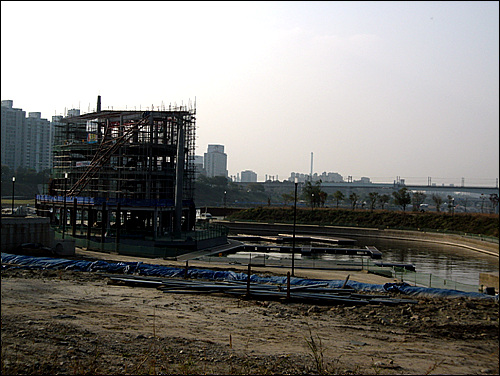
[353,237,498,286]
[231,237,498,286]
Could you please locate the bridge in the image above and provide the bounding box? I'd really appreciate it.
[320,182,499,196]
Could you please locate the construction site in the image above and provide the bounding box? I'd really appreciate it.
[35,96,228,256]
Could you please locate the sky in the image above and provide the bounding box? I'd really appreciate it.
[2,1,499,186]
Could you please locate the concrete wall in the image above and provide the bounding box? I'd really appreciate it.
[1,216,55,252]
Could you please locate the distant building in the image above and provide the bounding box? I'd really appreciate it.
[241,170,257,183]
[1,100,53,172]
[289,171,344,183]
[317,172,344,183]
[204,144,228,178]
[289,172,308,183]
[67,108,80,117]
[1,100,26,171]
[355,176,371,184]
[193,155,205,178]
[24,112,53,172]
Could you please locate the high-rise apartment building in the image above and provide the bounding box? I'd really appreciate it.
[204,144,228,178]
[1,100,25,171]
[24,112,53,172]
[1,100,53,172]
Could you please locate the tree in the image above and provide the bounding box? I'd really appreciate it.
[489,194,499,214]
[412,191,427,211]
[318,191,328,207]
[378,194,390,210]
[281,192,295,207]
[211,176,230,188]
[360,199,366,210]
[333,190,344,208]
[1,165,51,197]
[447,195,455,214]
[349,192,359,210]
[392,187,412,211]
[302,180,326,209]
[432,194,443,212]
[1,164,13,182]
[368,192,379,211]
[480,194,486,213]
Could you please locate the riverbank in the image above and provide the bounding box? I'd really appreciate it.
[218,220,499,258]
[225,207,500,238]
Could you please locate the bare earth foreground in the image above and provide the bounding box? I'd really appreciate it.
[1,248,499,375]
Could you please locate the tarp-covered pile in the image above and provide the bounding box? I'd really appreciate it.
[1,252,495,300]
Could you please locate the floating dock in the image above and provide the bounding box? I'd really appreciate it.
[229,234,357,246]
[226,244,383,259]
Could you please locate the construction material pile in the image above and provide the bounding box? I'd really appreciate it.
[105,274,419,306]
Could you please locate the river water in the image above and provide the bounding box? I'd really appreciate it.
[351,237,498,286]
[230,236,499,286]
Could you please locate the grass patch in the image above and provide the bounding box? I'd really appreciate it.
[227,207,499,238]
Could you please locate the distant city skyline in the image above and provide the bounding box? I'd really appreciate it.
[2,96,498,187]
[4,95,497,187]
[2,2,498,186]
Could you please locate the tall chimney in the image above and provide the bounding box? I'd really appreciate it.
[310,152,313,181]
[97,95,101,112]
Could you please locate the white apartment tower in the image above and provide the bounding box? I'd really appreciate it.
[1,100,25,171]
[204,144,228,178]
[25,112,53,172]
[1,100,53,172]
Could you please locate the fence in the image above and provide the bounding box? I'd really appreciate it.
[393,266,481,293]
[54,230,481,293]
[53,222,229,259]
[197,253,481,293]
[158,223,229,242]
[54,231,178,258]
[53,221,227,242]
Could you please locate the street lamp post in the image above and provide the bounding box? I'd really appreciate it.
[62,173,68,239]
[223,190,227,219]
[292,177,298,277]
[11,177,15,215]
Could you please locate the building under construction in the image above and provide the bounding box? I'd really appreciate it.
[36,96,227,256]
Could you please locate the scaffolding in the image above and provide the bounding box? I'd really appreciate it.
[35,98,222,250]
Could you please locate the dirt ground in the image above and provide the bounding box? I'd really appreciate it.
[1,249,499,375]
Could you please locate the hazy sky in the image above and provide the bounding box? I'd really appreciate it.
[2,1,499,185]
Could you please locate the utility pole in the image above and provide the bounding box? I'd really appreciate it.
[292,177,298,277]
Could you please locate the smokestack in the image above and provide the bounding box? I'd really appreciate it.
[97,95,101,112]
[310,152,313,181]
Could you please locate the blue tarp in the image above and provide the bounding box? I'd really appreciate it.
[382,282,496,299]
[1,252,495,299]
